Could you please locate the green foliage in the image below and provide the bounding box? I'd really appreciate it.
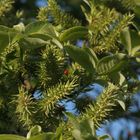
[67,113,112,140]
[37,7,48,21]
[15,87,36,128]
[0,118,111,140]
[47,0,81,29]
[40,78,78,117]
[82,83,120,128]
[121,27,140,57]
[96,53,126,75]
[81,0,134,54]
[121,0,136,11]
[64,45,98,74]
[38,45,65,88]
[0,0,14,17]
[0,135,25,140]
[1,0,140,139]
[93,14,134,53]
[59,26,88,42]
[102,0,140,15]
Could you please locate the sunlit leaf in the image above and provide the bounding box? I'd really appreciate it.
[25,21,57,38]
[19,37,47,50]
[27,125,42,139]
[117,100,126,111]
[0,135,25,140]
[60,26,88,42]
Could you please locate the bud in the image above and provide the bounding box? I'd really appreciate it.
[64,69,69,75]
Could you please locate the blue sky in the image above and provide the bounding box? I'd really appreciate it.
[36,0,47,7]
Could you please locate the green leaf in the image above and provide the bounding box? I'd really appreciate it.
[118,73,126,86]
[96,54,126,75]
[0,32,10,53]
[134,4,140,17]
[13,23,25,33]
[83,0,90,7]
[28,33,63,49]
[72,129,84,140]
[52,38,63,49]
[19,37,47,50]
[117,100,126,111]
[66,113,97,140]
[136,57,140,62]
[98,134,112,140]
[108,72,128,92]
[28,133,55,140]
[55,126,63,140]
[134,52,140,57]
[120,28,140,56]
[83,47,98,65]
[60,26,88,42]
[131,45,140,56]
[27,125,42,139]
[25,21,57,38]
[64,45,96,73]
[0,31,20,54]
[28,34,52,41]
[130,30,140,48]
[109,72,126,87]
[0,134,25,140]
[120,27,131,55]
[0,25,15,32]
[22,21,62,49]
[79,119,96,137]
[72,129,97,140]
[65,112,80,130]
